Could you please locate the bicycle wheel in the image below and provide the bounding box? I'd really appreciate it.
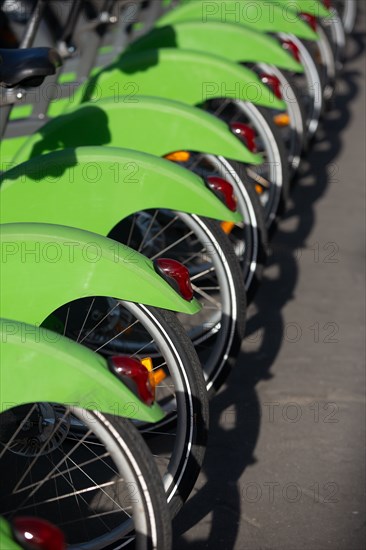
[46,301,209,517]
[0,405,172,549]
[314,22,338,102]
[169,152,267,301]
[254,64,308,172]
[108,211,247,393]
[336,0,357,34]
[322,6,347,69]
[206,98,290,229]
[281,34,325,138]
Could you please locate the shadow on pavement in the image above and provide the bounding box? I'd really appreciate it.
[173,20,365,550]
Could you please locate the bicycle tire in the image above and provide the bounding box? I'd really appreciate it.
[0,405,172,550]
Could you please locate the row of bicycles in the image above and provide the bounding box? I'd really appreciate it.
[0,0,357,548]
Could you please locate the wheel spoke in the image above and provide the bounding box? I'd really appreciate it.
[141,214,179,253]
[149,229,195,260]
[138,209,159,252]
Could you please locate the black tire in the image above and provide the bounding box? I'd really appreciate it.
[135,305,209,515]
[212,156,268,301]
[206,99,290,229]
[299,38,330,103]
[0,405,172,550]
[97,413,173,550]
[247,103,290,226]
[336,0,357,33]
[285,35,324,138]
[109,212,247,396]
[313,23,338,103]
[250,63,308,170]
[280,69,309,159]
[180,152,267,300]
[47,300,209,519]
[175,216,247,395]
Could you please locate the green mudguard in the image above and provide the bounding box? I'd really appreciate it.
[72,48,285,110]
[127,21,304,73]
[157,0,318,40]
[0,518,20,550]
[273,0,331,18]
[1,147,242,239]
[12,97,261,166]
[0,223,201,324]
[0,318,164,422]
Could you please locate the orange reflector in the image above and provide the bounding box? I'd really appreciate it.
[141,357,153,371]
[274,113,290,127]
[153,369,167,385]
[141,357,167,385]
[164,151,191,162]
[221,221,235,234]
[255,184,264,195]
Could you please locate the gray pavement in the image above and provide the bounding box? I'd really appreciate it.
[173,9,366,550]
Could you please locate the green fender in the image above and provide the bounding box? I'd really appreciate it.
[0,518,19,550]
[0,223,201,324]
[73,48,285,110]
[0,318,164,422]
[1,146,242,232]
[127,21,304,73]
[273,0,331,18]
[157,0,318,40]
[0,95,261,170]
[13,97,262,166]
[0,136,29,172]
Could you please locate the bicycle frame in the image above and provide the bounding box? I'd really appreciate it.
[0,318,164,422]
[0,223,201,325]
[126,20,304,74]
[10,97,262,166]
[157,0,319,40]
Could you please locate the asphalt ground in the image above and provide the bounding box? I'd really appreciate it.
[173,9,366,550]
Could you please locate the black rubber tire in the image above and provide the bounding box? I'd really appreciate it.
[43,299,209,520]
[109,211,247,396]
[183,217,247,395]
[256,104,290,209]
[0,406,172,550]
[137,305,209,516]
[300,38,329,102]
[95,413,173,550]
[218,157,268,302]
[280,69,309,157]
[248,104,290,234]
[207,99,290,230]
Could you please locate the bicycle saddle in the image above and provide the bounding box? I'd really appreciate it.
[0,47,62,88]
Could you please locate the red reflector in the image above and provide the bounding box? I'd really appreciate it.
[300,12,318,31]
[323,0,331,9]
[230,122,257,153]
[260,73,282,99]
[13,517,65,550]
[206,175,238,212]
[109,356,155,406]
[281,39,301,63]
[154,258,194,301]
